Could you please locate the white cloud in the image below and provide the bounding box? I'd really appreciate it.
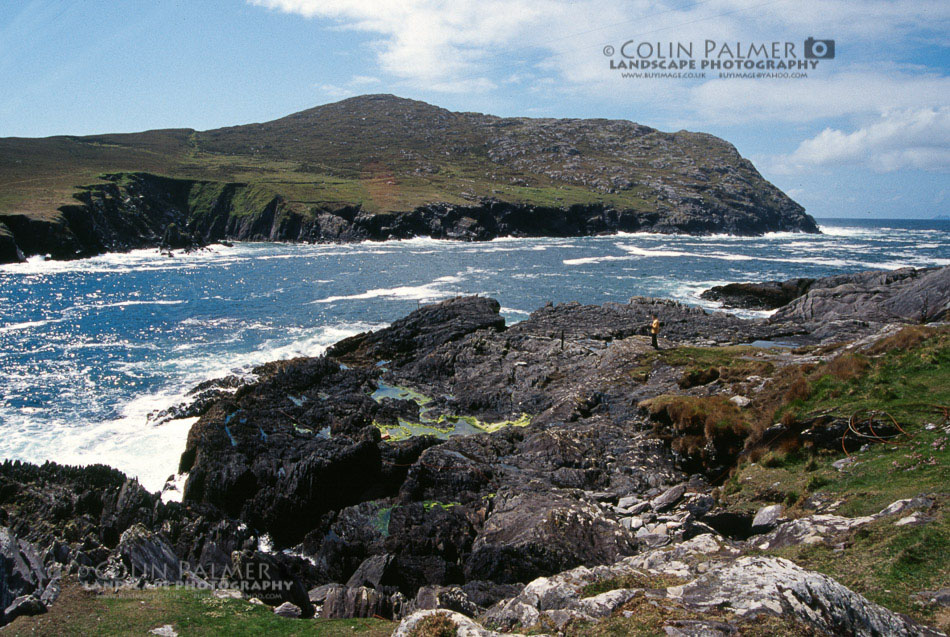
[252,0,950,158]
[772,107,950,173]
[682,68,950,125]
[317,83,355,99]
[250,0,564,87]
[316,73,381,100]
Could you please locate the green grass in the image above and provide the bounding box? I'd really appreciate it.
[781,327,949,427]
[5,581,396,636]
[766,513,950,625]
[631,344,777,391]
[716,326,950,628]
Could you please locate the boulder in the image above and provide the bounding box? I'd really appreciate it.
[273,601,302,618]
[321,585,399,619]
[482,535,940,636]
[0,222,25,264]
[700,278,815,310]
[751,514,875,551]
[464,491,635,584]
[651,484,686,512]
[750,505,784,535]
[0,527,58,627]
[230,550,315,618]
[346,553,395,590]
[394,609,511,637]
[878,497,933,518]
[729,396,750,409]
[673,556,941,636]
[160,223,204,252]
[327,296,507,366]
[770,266,950,326]
[408,585,482,618]
[116,524,181,583]
[4,595,47,624]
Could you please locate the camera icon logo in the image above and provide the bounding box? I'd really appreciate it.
[804,37,835,59]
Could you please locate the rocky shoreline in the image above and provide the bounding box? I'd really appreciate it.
[1,266,948,634]
[1,95,821,264]
[0,172,819,264]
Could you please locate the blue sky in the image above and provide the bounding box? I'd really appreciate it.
[1,0,947,218]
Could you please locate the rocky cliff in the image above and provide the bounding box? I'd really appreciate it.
[0,95,817,263]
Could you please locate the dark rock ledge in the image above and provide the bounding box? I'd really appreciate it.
[0,171,819,264]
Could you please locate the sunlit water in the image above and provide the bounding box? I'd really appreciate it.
[1,218,947,489]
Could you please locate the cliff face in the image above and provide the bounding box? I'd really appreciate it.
[0,170,816,262]
[0,95,818,263]
[0,222,24,263]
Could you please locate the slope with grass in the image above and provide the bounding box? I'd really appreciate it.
[0,94,817,262]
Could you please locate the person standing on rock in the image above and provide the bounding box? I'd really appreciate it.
[651,315,661,349]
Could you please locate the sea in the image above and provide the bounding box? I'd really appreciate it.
[0,218,947,491]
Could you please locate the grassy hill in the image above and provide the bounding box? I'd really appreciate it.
[0,94,817,261]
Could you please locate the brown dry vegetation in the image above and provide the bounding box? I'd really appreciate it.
[822,353,870,381]
[640,395,756,474]
[865,325,936,356]
[407,612,458,637]
[641,326,949,481]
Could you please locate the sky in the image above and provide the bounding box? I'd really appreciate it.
[0,0,948,219]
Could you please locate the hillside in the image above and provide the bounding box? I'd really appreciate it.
[0,94,817,263]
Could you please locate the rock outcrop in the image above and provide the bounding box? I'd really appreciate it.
[474,531,942,636]
[698,265,950,343]
[230,550,316,617]
[1,285,946,633]
[0,222,24,263]
[770,266,950,324]
[701,277,816,310]
[0,527,59,627]
[0,173,819,264]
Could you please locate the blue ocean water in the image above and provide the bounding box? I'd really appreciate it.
[0,218,947,489]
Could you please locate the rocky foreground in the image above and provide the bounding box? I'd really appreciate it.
[1,266,948,635]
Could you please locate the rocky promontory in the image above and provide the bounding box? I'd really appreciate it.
[1,266,948,634]
[0,95,817,263]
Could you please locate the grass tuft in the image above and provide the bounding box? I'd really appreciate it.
[408,612,458,637]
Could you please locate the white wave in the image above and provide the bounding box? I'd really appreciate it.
[91,300,186,309]
[563,255,633,266]
[705,253,754,261]
[65,340,161,351]
[0,320,379,491]
[311,275,464,304]
[0,394,198,493]
[161,472,189,503]
[355,236,445,248]
[816,225,900,238]
[0,319,57,334]
[618,246,692,258]
[816,225,867,236]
